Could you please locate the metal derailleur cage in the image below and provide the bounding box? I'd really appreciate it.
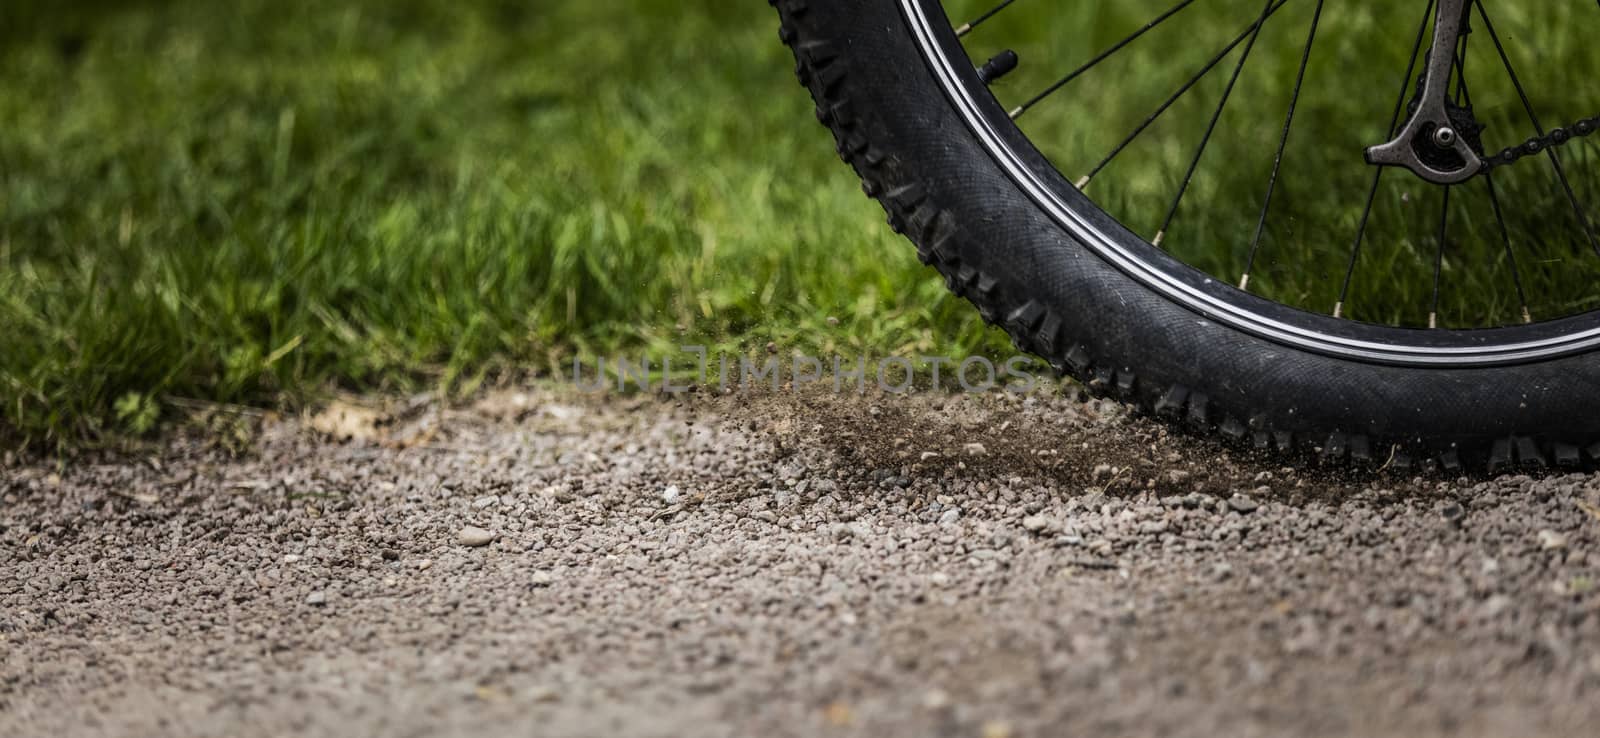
[1365,0,1600,184]
[1364,0,1486,185]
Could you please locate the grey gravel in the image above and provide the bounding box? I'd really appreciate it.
[2,386,1598,738]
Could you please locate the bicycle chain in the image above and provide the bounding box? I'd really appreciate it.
[1480,113,1600,172]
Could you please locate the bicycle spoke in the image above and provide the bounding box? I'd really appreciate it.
[955,0,1019,37]
[1427,16,1480,329]
[1241,0,1325,291]
[1335,0,1436,319]
[1475,0,1600,259]
[1431,186,1451,329]
[1009,0,1199,120]
[1485,174,1534,323]
[1154,0,1279,248]
[1451,12,1531,325]
[1424,3,1473,328]
[1077,0,1293,190]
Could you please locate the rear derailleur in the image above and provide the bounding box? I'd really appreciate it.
[1364,0,1486,185]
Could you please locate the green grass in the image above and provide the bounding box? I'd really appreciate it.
[3,0,1598,449]
[1,0,1006,448]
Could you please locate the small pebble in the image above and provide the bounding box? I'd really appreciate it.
[1441,502,1465,523]
[1138,520,1170,535]
[981,721,1014,738]
[458,526,496,547]
[1537,529,1568,550]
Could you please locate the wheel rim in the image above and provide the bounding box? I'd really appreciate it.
[901,0,1600,366]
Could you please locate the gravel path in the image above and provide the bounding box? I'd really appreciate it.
[4,387,1599,737]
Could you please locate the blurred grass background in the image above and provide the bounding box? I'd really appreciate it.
[3,0,1597,449]
[1,0,1006,448]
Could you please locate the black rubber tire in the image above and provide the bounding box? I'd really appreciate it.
[771,0,1600,474]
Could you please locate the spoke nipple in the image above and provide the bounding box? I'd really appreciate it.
[1523,307,1533,324]
[1008,106,1024,120]
[1428,312,1438,330]
[1332,301,1344,319]
[1152,230,1165,248]
[1238,274,1251,291]
[1074,175,1091,190]
[955,23,973,37]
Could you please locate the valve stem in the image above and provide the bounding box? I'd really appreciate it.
[977,50,1019,85]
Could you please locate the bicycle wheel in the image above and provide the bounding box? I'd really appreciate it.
[772,0,1600,472]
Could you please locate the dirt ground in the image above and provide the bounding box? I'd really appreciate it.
[3,386,1599,737]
